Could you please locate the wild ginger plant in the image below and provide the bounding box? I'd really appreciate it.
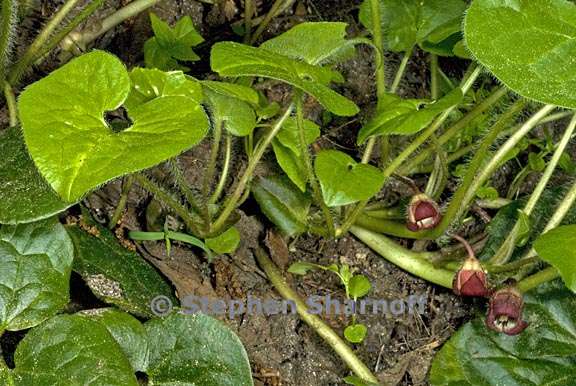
[0,0,575,385]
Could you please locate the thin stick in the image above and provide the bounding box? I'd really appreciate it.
[254,247,379,384]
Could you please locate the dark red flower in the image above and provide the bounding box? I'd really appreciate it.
[406,194,442,231]
[485,286,528,335]
[453,256,489,297]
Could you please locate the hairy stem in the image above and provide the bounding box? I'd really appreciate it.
[489,112,576,265]
[253,246,379,384]
[211,105,294,233]
[169,159,203,216]
[398,86,508,175]
[424,99,526,237]
[134,174,204,237]
[390,47,412,94]
[204,120,223,197]
[3,81,17,126]
[517,176,576,266]
[243,0,255,44]
[430,54,439,100]
[485,257,540,273]
[517,266,559,293]
[338,66,482,236]
[8,0,81,86]
[250,0,294,44]
[209,133,232,205]
[108,175,134,229]
[295,93,335,236]
[0,0,16,84]
[369,0,386,99]
[359,0,387,165]
[34,0,105,62]
[350,226,454,287]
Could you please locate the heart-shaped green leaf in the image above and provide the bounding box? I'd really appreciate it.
[252,175,311,236]
[344,323,368,343]
[79,308,149,372]
[204,88,257,137]
[0,217,73,331]
[66,213,177,317]
[0,127,71,224]
[359,0,466,53]
[18,50,209,202]
[348,275,371,299]
[10,314,138,385]
[315,150,384,207]
[272,117,320,191]
[145,312,253,385]
[464,0,576,108]
[261,22,357,65]
[357,88,462,143]
[210,42,359,116]
[534,225,576,293]
[430,282,576,386]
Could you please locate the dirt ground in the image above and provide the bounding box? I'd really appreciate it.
[0,1,486,385]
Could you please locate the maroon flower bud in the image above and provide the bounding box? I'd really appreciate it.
[485,286,528,335]
[406,194,442,231]
[453,256,489,297]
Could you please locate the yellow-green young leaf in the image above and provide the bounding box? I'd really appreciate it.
[534,225,576,293]
[359,0,466,53]
[125,67,203,109]
[18,51,209,202]
[348,275,371,299]
[315,150,384,207]
[66,215,177,318]
[0,127,71,224]
[205,226,241,254]
[252,175,311,237]
[12,314,138,385]
[357,88,462,143]
[145,313,253,385]
[0,217,73,331]
[464,0,576,108]
[260,22,357,65]
[430,282,576,386]
[210,42,359,116]
[145,14,203,71]
[79,308,149,373]
[344,323,368,343]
